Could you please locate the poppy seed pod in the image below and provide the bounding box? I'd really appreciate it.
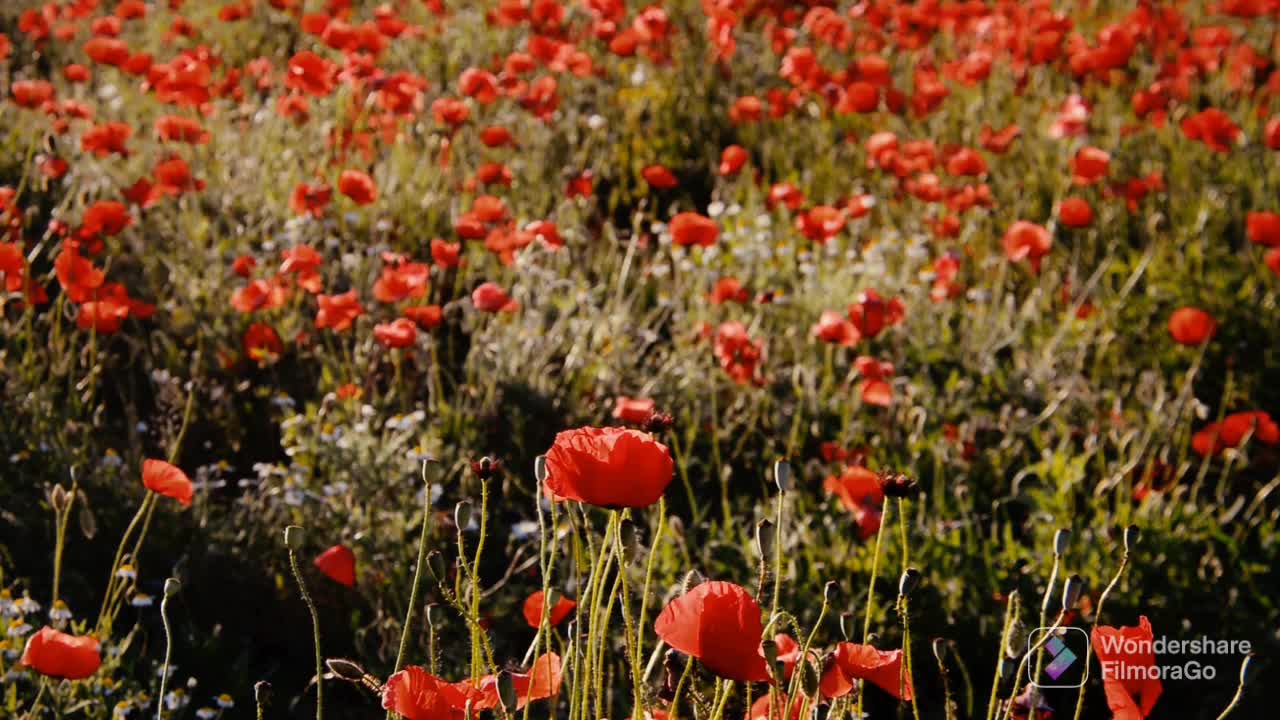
[533,455,548,484]
[755,519,776,560]
[284,525,304,550]
[898,567,922,597]
[454,500,472,530]
[50,484,70,513]
[1053,529,1071,555]
[163,578,181,598]
[326,658,366,682]
[824,581,839,603]
[1123,525,1140,552]
[254,681,272,706]
[1062,574,1084,610]
[774,459,794,492]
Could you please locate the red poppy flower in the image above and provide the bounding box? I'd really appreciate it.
[813,310,860,347]
[1059,197,1094,227]
[338,170,377,205]
[373,261,429,303]
[824,465,884,513]
[746,692,804,720]
[12,80,56,109]
[82,201,132,237]
[1265,117,1280,150]
[945,148,987,176]
[613,396,656,425]
[243,322,283,365]
[314,544,356,587]
[719,145,748,176]
[403,304,444,329]
[374,318,418,348]
[479,125,514,147]
[315,290,364,332]
[796,206,847,243]
[980,124,1021,154]
[669,212,719,247]
[81,122,133,157]
[84,37,130,66]
[653,580,770,683]
[1181,108,1240,153]
[714,321,764,386]
[1092,617,1162,719]
[154,115,210,144]
[642,164,679,189]
[55,248,108,303]
[472,282,516,313]
[1003,221,1053,272]
[1167,307,1216,346]
[1246,211,1280,247]
[291,182,332,217]
[709,277,749,305]
[142,459,193,507]
[382,667,469,720]
[510,652,563,708]
[847,290,904,339]
[431,238,462,268]
[543,426,673,508]
[1266,248,1280,278]
[1070,146,1110,185]
[819,643,913,701]
[77,298,131,333]
[522,590,576,628]
[20,627,102,680]
[286,51,335,96]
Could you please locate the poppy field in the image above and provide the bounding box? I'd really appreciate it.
[3,0,1280,718]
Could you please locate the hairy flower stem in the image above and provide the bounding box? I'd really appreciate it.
[986,592,1020,720]
[288,536,325,720]
[856,496,891,719]
[899,596,923,720]
[612,513,645,719]
[96,492,154,632]
[469,479,492,681]
[668,655,695,720]
[156,585,176,720]
[783,589,832,720]
[1005,609,1067,720]
[577,512,618,720]
[1213,656,1252,720]
[51,475,79,606]
[1029,551,1062,705]
[770,490,785,619]
[390,463,433,692]
[1070,549,1129,720]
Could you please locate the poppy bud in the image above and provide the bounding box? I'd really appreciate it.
[660,649,680,700]
[427,550,446,582]
[164,578,181,598]
[879,471,920,498]
[823,581,839,603]
[898,567,921,597]
[755,519,775,560]
[1123,525,1140,552]
[50,484,70,513]
[533,455,548,484]
[761,639,779,669]
[618,519,640,560]
[1062,575,1084,610]
[327,658,366,682]
[254,681,273,707]
[646,412,675,433]
[799,659,820,697]
[1240,653,1259,687]
[681,569,705,594]
[454,500,473,530]
[284,525,304,550]
[470,456,502,480]
[498,672,518,711]
[774,459,794,492]
[1053,529,1071,555]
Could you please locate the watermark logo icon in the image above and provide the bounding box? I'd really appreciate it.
[1029,627,1090,689]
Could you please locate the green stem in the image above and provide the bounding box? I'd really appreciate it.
[392,464,434,677]
[289,542,325,720]
[1070,552,1128,720]
[157,590,176,720]
[857,496,891,720]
